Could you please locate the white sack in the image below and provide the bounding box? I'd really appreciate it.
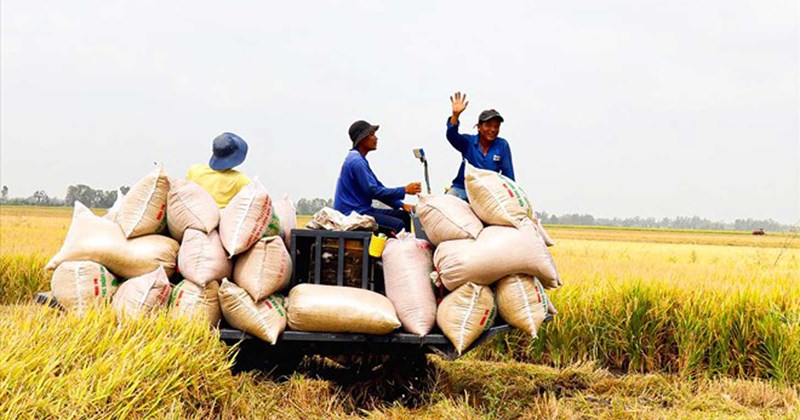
[495,274,550,338]
[536,217,556,247]
[167,178,220,241]
[436,283,496,355]
[287,284,400,334]
[46,202,179,278]
[465,163,533,227]
[169,280,221,326]
[273,194,297,250]
[178,229,232,287]
[111,266,172,319]
[103,189,126,222]
[51,261,118,314]
[305,207,377,231]
[433,222,561,291]
[116,166,171,238]
[218,279,286,345]
[382,232,437,336]
[232,236,292,301]
[416,194,483,246]
[219,180,273,256]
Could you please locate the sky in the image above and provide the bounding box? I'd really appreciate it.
[1,1,798,224]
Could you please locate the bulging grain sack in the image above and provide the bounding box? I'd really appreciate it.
[103,189,125,222]
[273,194,297,250]
[536,217,556,247]
[436,283,496,355]
[169,280,221,326]
[382,232,437,336]
[416,194,483,246]
[219,180,273,256]
[46,202,179,278]
[264,208,282,237]
[111,266,172,319]
[167,178,220,241]
[287,284,400,334]
[51,261,118,314]
[433,222,561,291]
[117,166,171,238]
[178,229,231,287]
[232,236,292,301]
[495,274,549,338]
[218,279,286,344]
[465,163,533,227]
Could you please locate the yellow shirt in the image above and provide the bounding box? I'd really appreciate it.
[186,164,252,208]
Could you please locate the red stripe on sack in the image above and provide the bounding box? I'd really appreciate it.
[479,309,490,326]
[156,204,166,221]
[265,300,273,309]
[94,286,100,296]
[502,184,514,198]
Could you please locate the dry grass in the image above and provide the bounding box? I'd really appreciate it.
[2,304,796,419]
[1,206,799,417]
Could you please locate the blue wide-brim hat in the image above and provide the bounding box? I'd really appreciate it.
[209,132,248,170]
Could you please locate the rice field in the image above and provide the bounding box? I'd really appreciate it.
[1,205,798,418]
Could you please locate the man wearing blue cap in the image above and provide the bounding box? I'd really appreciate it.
[334,120,422,234]
[445,91,515,201]
[187,132,252,208]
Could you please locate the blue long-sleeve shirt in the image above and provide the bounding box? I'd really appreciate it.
[334,149,405,215]
[446,119,515,188]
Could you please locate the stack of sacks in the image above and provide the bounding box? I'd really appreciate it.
[47,166,179,318]
[418,163,562,350]
[44,165,297,342]
[215,180,291,343]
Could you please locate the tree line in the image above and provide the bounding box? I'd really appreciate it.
[0,184,793,232]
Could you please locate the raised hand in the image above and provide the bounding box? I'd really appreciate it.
[450,91,469,116]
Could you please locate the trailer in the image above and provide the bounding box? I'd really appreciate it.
[36,227,551,403]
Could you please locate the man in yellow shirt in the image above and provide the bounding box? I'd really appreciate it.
[187,132,252,208]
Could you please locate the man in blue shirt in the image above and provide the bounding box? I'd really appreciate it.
[334,120,422,234]
[445,91,515,201]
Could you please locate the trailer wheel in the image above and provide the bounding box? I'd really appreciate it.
[230,339,304,379]
[306,352,437,407]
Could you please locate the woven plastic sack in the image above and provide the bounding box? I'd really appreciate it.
[382,232,437,336]
[167,178,220,242]
[272,194,297,250]
[178,229,231,287]
[219,180,273,256]
[232,236,292,301]
[117,166,170,238]
[465,163,533,227]
[218,279,286,344]
[287,284,400,334]
[51,261,119,315]
[436,283,496,355]
[111,266,172,319]
[495,274,549,338]
[169,280,221,326]
[433,222,561,291]
[416,194,483,246]
[103,189,125,222]
[264,208,281,237]
[535,217,556,247]
[46,202,179,278]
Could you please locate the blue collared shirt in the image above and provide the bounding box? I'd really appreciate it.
[446,119,515,188]
[334,149,405,215]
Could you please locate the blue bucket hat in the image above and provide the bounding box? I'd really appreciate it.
[209,132,248,170]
